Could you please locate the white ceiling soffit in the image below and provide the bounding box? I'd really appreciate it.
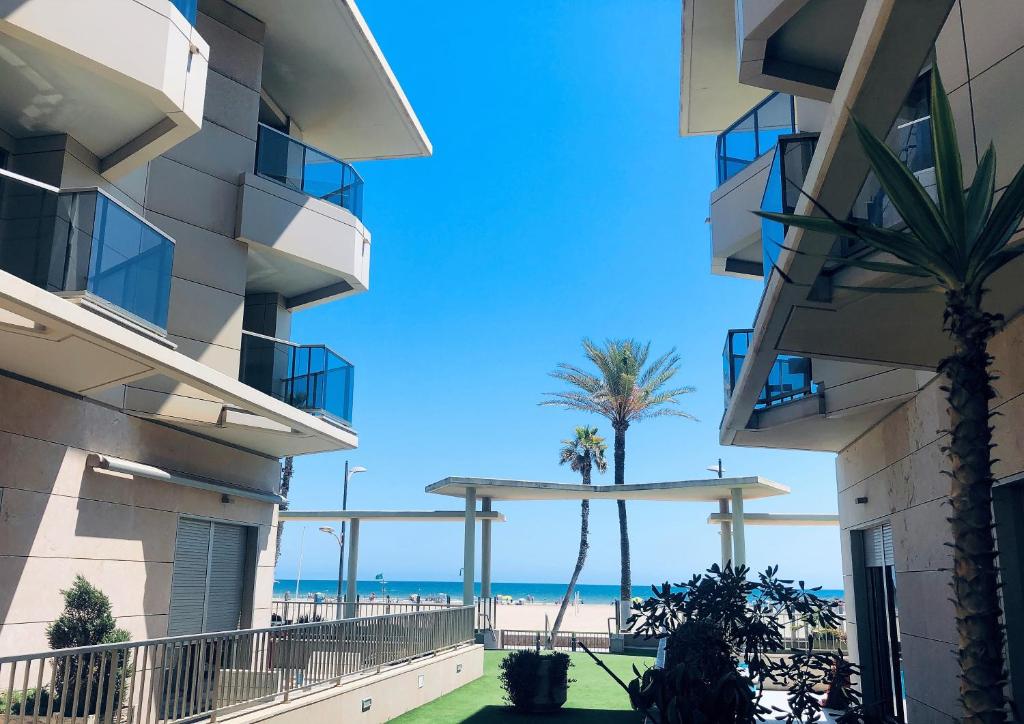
[233,0,431,161]
[680,0,770,136]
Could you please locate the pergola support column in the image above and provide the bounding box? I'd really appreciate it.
[345,518,360,618]
[463,487,477,605]
[481,497,492,599]
[731,488,746,569]
[718,498,733,568]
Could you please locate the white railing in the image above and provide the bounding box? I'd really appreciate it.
[271,597,499,630]
[0,606,474,723]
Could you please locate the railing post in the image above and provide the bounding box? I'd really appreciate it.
[376,617,385,674]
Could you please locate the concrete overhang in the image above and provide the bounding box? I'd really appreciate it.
[0,0,208,178]
[707,512,838,526]
[0,268,357,457]
[236,172,370,310]
[279,510,506,523]
[721,0,956,448]
[426,476,789,502]
[680,0,770,136]
[710,149,773,278]
[735,0,864,102]
[229,0,430,161]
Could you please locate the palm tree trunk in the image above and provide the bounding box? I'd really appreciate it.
[613,422,631,602]
[548,499,590,649]
[944,289,1006,723]
[275,456,294,565]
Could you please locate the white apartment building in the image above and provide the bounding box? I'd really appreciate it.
[682,1,1024,721]
[0,0,430,659]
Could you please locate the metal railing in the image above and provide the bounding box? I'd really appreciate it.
[0,607,473,723]
[715,92,796,185]
[239,331,355,426]
[0,169,175,332]
[254,124,364,220]
[271,597,498,631]
[500,630,611,653]
[723,329,816,410]
[271,599,453,623]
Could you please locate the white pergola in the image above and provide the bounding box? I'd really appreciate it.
[278,509,505,616]
[425,476,792,604]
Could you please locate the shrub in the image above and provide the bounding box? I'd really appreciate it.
[46,576,131,716]
[498,649,573,711]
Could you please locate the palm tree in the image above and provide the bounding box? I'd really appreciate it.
[756,69,1024,723]
[275,456,294,565]
[548,426,608,649]
[542,339,695,605]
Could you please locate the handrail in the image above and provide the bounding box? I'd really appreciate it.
[0,606,475,722]
[255,123,364,187]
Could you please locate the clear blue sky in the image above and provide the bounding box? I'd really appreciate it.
[277,0,841,589]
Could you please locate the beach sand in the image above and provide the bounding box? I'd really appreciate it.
[491,601,619,633]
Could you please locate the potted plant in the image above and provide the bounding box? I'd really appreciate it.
[499,649,573,713]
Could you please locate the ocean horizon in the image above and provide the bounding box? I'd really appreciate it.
[274,578,845,604]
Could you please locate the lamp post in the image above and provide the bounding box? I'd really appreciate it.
[337,462,367,616]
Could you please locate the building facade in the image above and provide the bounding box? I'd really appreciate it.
[682,1,1024,721]
[0,0,429,656]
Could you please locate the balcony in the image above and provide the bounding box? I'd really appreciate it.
[0,170,174,332]
[255,124,364,220]
[723,329,816,411]
[0,0,208,177]
[239,331,354,426]
[761,133,818,281]
[715,93,795,186]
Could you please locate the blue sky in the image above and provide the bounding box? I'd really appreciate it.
[277,0,842,588]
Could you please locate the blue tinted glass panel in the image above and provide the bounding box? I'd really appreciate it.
[723,329,814,411]
[170,0,197,24]
[716,93,795,185]
[255,125,364,220]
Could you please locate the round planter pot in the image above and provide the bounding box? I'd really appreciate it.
[526,658,568,713]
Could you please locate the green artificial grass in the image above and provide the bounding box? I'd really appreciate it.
[392,650,654,723]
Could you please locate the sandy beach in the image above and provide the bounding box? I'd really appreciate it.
[491,601,619,633]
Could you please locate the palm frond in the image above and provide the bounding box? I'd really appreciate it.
[929,67,965,243]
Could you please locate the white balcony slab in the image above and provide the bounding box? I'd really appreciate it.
[0,0,209,177]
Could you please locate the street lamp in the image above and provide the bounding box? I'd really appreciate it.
[337,462,367,615]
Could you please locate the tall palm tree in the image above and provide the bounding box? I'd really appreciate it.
[275,456,294,565]
[548,426,608,649]
[756,69,1024,723]
[542,339,695,605]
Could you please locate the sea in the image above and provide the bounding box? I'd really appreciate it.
[273,579,844,604]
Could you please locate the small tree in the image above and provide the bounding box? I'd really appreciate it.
[47,576,131,716]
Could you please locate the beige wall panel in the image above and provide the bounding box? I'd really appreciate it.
[0,555,173,625]
[891,498,953,573]
[145,156,240,237]
[165,276,244,348]
[203,70,260,141]
[935,1,968,90]
[895,570,957,645]
[0,375,279,490]
[901,633,961,719]
[161,118,256,185]
[961,0,1024,77]
[148,211,248,296]
[970,48,1024,189]
[195,12,263,92]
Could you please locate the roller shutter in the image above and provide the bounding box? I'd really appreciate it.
[864,522,895,568]
[167,518,248,635]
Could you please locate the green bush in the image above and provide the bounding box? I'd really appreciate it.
[46,576,131,716]
[498,649,573,711]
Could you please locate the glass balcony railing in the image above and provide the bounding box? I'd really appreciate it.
[761,133,819,281]
[255,124,364,220]
[723,329,816,410]
[0,170,174,330]
[170,0,197,24]
[715,93,796,186]
[239,331,354,425]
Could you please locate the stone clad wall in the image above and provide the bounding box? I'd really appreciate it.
[0,373,279,655]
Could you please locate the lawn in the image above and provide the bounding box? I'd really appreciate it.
[392,650,654,723]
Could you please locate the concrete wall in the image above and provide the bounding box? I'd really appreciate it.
[834,4,1024,721]
[227,645,485,724]
[0,372,279,656]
